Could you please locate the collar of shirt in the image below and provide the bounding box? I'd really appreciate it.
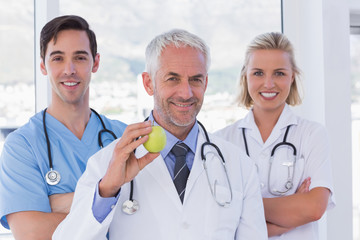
[236,104,299,147]
[147,112,199,178]
[147,112,198,155]
[237,104,297,130]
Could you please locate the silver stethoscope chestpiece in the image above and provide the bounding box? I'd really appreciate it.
[122,199,139,215]
[285,181,293,190]
[45,169,61,185]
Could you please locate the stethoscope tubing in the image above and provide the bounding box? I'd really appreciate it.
[43,108,117,185]
[242,125,297,196]
[123,118,232,214]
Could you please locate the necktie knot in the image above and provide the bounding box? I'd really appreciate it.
[171,142,189,157]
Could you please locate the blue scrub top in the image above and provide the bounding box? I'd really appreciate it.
[0,109,127,229]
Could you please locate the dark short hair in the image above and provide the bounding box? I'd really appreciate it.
[40,15,97,62]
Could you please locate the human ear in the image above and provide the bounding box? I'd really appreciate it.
[92,53,100,73]
[40,59,47,76]
[142,72,154,96]
[204,75,208,91]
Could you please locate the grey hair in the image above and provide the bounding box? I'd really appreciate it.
[145,29,211,79]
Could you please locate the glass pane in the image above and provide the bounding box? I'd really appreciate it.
[0,1,34,237]
[0,1,34,154]
[350,34,360,240]
[59,0,281,131]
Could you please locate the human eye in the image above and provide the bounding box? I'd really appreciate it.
[167,76,179,82]
[253,71,263,76]
[274,71,285,77]
[190,77,202,83]
[51,56,62,62]
[75,55,88,61]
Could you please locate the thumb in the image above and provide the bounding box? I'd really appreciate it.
[137,152,160,170]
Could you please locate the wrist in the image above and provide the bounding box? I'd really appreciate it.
[98,178,121,198]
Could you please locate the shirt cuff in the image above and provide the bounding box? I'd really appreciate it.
[92,180,120,223]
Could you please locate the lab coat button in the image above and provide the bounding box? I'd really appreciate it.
[182,222,190,229]
[260,182,265,188]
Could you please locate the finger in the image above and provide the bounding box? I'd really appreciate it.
[122,152,159,183]
[137,152,160,170]
[119,121,152,145]
[109,135,151,177]
[113,123,152,153]
[113,134,150,160]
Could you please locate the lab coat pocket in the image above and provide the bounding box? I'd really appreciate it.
[268,148,305,196]
[203,185,243,240]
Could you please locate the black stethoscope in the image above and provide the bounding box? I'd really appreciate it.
[242,125,297,196]
[121,119,233,215]
[43,108,117,186]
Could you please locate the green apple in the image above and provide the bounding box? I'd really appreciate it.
[143,125,167,153]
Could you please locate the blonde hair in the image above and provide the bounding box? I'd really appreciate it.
[237,32,302,108]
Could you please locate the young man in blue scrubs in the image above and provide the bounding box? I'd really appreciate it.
[0,15,126,240]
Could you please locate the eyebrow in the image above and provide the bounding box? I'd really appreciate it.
[190,74,205,79]
[166,72,205,79]
[250,67,289,71]
[49,50,89,57]
[74,50,90,56]
[49,50,64,57]
[274,68,290,71]
[167,72,181,77]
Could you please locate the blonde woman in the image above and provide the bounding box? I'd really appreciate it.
[215,32,335,239]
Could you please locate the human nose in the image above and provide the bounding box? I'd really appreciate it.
[178,80,194,99]
[263,75,275,89]
[63,60,76,76]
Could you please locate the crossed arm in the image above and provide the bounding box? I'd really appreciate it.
[264,178,330,237]
[7,192,74,240]
[8,122,158,240]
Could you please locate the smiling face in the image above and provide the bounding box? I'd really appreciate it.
[246,49,294,116]
[40,29,99,109]
[143,45,208,139]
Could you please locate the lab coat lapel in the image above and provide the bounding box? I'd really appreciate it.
[183,127,206,203]
[240,110,264,146]
[135,145,182,209]
[263,104,298,148]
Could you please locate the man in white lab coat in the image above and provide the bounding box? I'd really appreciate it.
[53,29,267,240]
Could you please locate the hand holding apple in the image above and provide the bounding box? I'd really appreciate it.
[143,125,167,153]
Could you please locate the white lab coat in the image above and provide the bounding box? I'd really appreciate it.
[214,104,336,240]
[53,127,267,240]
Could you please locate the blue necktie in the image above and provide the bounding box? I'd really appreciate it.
[172,142,190,203]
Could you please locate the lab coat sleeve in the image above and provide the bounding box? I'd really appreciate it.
[236,155,268,240]
[302,123,336,209]
[53,140,119,240]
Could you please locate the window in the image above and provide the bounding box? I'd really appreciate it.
[0,1,280,238]
[0,1,34,237]
[350,33,360,240]
[0,1,34,152]
[59,0,281,131]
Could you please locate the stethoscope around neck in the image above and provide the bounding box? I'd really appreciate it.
[43,108,117,186]
[121,119,233,215]
[242,125,297,196]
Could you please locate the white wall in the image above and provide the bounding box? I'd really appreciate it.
[283,0,352,239]
[349,0,360,12]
